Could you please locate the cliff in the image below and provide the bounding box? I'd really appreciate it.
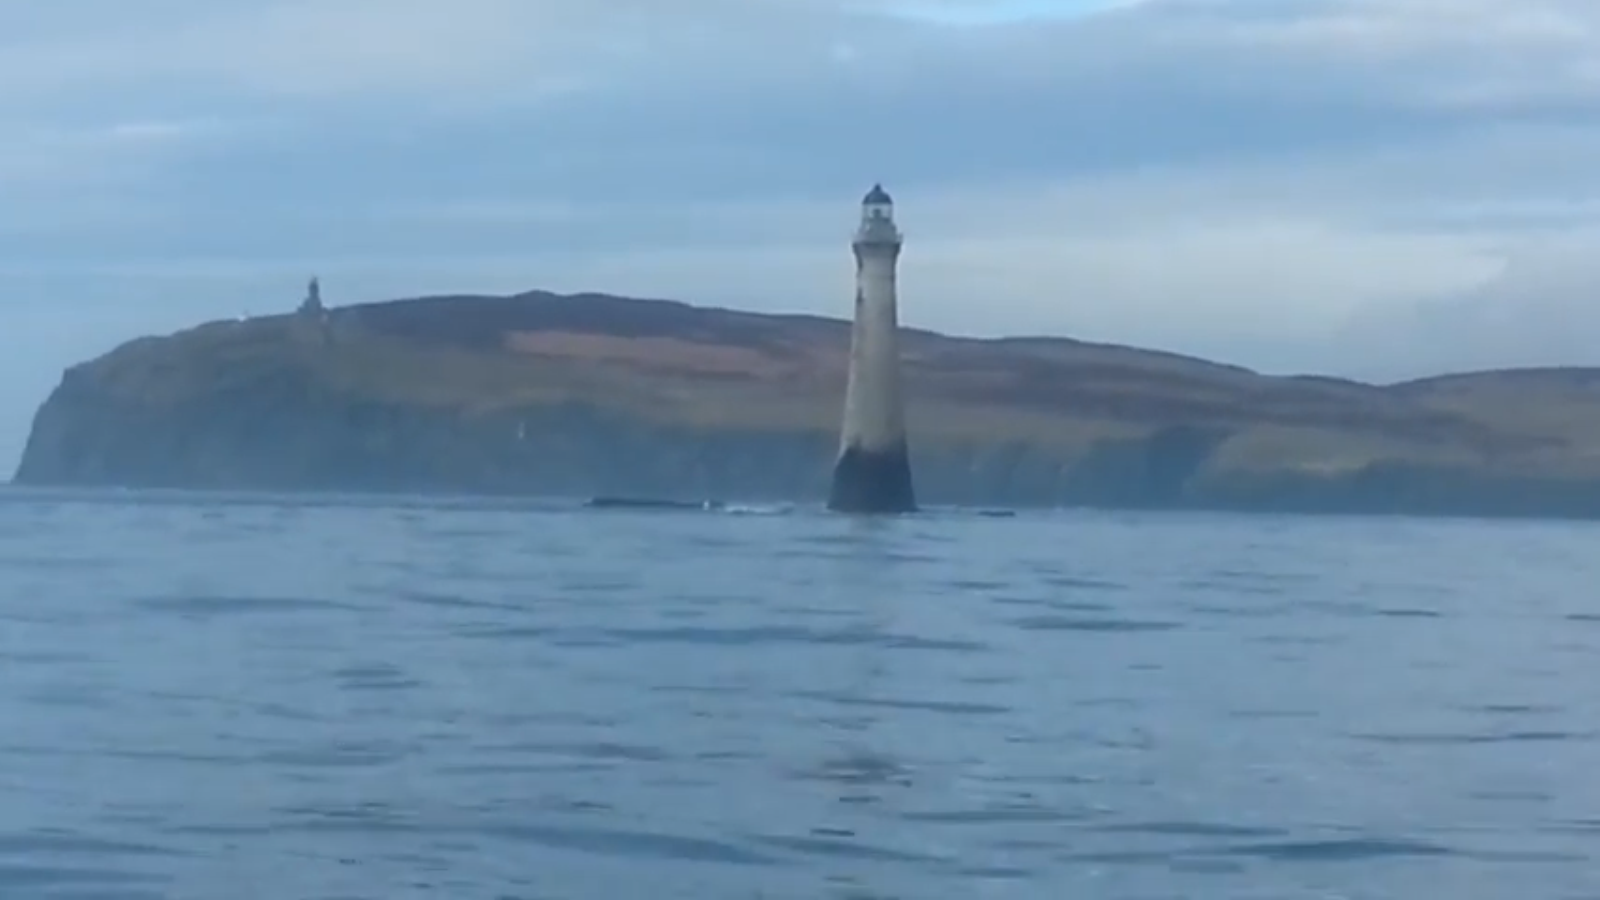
[16,289,1600,518]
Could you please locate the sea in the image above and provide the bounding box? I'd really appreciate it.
[0,487,1597,899]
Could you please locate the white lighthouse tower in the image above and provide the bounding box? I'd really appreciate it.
[827,183,917,514]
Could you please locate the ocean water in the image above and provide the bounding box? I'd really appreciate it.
[1,488,1598,899]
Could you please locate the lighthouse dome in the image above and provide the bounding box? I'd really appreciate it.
[862,183,892,205]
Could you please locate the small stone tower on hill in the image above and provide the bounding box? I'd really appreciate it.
[298,277,324,318]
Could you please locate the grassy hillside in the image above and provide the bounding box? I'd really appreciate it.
[51,288,1600,483]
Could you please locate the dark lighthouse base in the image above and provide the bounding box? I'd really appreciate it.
[827,442,918,514]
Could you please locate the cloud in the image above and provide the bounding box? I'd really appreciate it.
[1332,232,1600,379]
[0,0,876,111]
[3,0,1600,469]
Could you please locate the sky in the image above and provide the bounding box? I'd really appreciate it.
[2,0,1600,466]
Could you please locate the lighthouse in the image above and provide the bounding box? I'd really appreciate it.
[827,183,917,514]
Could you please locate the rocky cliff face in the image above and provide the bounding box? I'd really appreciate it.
[18,364,1600,518]
[16,290,1600,519]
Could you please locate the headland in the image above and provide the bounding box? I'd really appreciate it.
[15,288,1600,519]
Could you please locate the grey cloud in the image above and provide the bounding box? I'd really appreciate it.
[1331,237,1600,380]
[1,0,1599,385]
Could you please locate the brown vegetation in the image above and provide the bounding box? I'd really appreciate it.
[65,288,1600,479]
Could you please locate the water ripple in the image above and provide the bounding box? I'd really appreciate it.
[1009,615,1182,633]
[0,865,169,890]
[791,689,1011,716]
[1224,837,1454,861]
[1353,730,1593,745]
[129,595,365,616]
[482,824,779,866]
[0,489,1595,897]
[0,832,184,857]
[594,625,988,652]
